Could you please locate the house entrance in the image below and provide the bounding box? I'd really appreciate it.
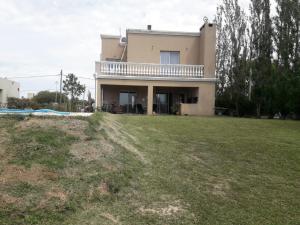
[119,91,137,113]
[155,93,169,114]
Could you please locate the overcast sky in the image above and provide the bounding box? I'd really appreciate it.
[0,0,263,97]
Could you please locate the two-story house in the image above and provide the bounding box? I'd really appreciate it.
[95,22,217,115]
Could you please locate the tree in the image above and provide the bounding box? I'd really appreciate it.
[33,91,67,104]
[215,0,249,115]
[215,0,300,118]
[274,0,300,117]
[274,0,300,73]
[249,0,273,117]
[63,74,85,111]
[216,4,231,96]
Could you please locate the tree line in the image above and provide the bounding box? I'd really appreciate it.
[215,0,300,119]
[8,74,94,112]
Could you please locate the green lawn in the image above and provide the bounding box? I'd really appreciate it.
[0,113,299,225]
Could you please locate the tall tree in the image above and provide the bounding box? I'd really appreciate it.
[215,5,230,96]
[215,0,248,115]
[63,74,85,111]
[215,0,300,118]
[275,0,300,73]
[249,0,273,117]
[274,0,300,116]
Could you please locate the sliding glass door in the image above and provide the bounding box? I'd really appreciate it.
[155,93,169,114]
[119,91,137,113]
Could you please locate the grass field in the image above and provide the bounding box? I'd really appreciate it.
[0,113,299,225]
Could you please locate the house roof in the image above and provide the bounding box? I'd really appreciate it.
[126,29,200,37]
[100,23,216,40]
[100,34,120,39]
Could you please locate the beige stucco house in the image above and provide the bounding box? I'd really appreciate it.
[95,22,217,115]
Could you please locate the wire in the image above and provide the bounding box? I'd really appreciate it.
[21,89,57,92]
[4,74,60,79]
[62,75,94,80]
[77,76,94,80]
[3,74,94,80]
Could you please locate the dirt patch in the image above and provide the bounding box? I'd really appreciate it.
[46,188,67,202]
[0,193,22,206]
[207,177,231,197]
[139,200,184,216]
[37,187,67,209]
[0,128,10,162]
[17,117,89,140]
[87,181,110,199]
[97,181,110,195]
[101,162,118,171]
[101,212,120,224]
[190,155,208,165]
[0,129,8,146]
[70,138,114,162]
[0,164,58,185]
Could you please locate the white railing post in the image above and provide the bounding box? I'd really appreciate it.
[98,61,205,79]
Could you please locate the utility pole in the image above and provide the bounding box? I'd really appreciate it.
[55,81,58,103]
[94,74,97,111]
[59,69,63,104]
[82,85,86,109]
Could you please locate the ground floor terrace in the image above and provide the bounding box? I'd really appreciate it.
[96,79,216,116]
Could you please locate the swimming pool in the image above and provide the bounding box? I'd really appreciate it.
[0,108,70,116]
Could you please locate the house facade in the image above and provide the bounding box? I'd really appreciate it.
[0,78,20,107]
[95,22,217,115]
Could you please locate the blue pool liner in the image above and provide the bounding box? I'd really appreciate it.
[0,108,70,115]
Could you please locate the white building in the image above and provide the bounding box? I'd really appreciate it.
[27,93,35,99]
[0,78,20,106]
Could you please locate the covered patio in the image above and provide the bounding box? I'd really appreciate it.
[153,86,198,114]
[100,84,199,115]
[101,85,147,114]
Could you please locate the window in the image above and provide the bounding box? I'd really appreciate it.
[160,51,180,64]
[119,91,137,113]
[119,92,129,106]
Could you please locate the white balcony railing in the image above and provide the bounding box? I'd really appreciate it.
[96,61,204,79]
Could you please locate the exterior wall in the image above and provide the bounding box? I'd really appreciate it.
[199,23,217,78]
[0,78,20,104]
[101,35,124,61]
[176,82,216,116]
[180,104,199,115]
[126,33,200,65]
[96,79,215,116]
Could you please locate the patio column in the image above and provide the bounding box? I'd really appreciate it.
[147,85,153,115]
[96,82,102,111]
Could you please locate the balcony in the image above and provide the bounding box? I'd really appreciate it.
[95,61,206,81]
